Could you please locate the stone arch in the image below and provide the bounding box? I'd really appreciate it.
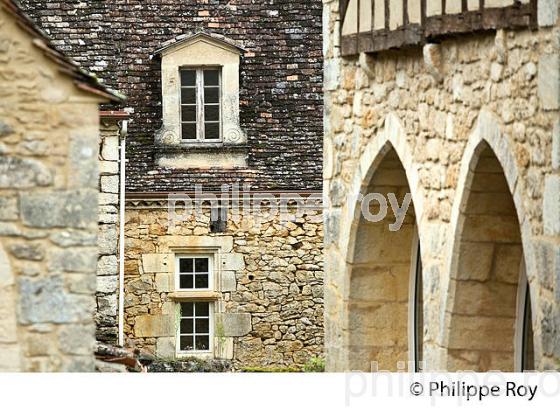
[0,243,22,371]
[442,110,539,371]
[332,113,426,371]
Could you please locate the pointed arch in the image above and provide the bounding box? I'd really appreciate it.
[326,113,426,371]
[442,110,539,371]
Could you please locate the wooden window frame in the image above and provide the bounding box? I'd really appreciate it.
[175,254,214,292]
[180,67,222,142]
[177,301,214,355]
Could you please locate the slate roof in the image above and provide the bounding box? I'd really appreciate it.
[19,0,323,193]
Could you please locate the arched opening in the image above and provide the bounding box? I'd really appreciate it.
[447,141,532,371]
[348,148,421,371]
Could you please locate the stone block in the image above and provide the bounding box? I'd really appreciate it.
[0,195,18,221]
[18,276,94,325]
[216,313,252,337]
[98,225,117,255]
[47,247,97,273]
[221,270,237,292]
[97,275,118,294]
[156,336,176,358]
[101,136,120,161]
[222,253,245,271]
[457,242,494,281]
[100,160,118,175]
[544,175,560,236]
[134,314,174,337]
[97,294,118,316]
[101,175,119,194]
[98,255,118,276]
[142,253,171,273]
[155,272,173,292]
[538,0,559,26]
[20,189,97,228]
[0,156,52,188]
[538,54,560,110]
[215,336,234,360]
[99,193,119,206]
[9,243,45,261]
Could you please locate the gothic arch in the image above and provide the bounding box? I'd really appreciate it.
[0,243,21,371]
[442,110,540,371]
[327,112,426,371]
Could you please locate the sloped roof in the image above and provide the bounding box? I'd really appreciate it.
[0,0,124,102]
[152,31,245,58]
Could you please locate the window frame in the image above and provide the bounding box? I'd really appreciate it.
[179,66,222,143]
[176,301,214,355]
[174,254,215,292]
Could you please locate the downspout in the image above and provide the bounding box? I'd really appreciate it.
[118,119,128,347]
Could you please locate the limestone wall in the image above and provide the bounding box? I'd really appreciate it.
[96,121,121,344]
[0,6,105,371]
[324,0,560,371]
[123,203,324,369]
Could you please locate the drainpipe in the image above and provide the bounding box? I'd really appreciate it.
[117,119,128,347]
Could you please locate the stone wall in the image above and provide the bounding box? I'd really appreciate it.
[323,0,560,371]
[0,4,108,371]
[96,121,122,344]
[123,202,324,370]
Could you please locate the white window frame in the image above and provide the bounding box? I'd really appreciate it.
[175,254,214,292]
[176,301,214,355]
[179,67,222,142]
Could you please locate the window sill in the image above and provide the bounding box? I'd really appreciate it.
[155,143,248,154]
[169,291,221,301]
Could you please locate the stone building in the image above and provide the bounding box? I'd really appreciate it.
[21,1,325,369]
[324,0,560,371]
[0,0,122,371]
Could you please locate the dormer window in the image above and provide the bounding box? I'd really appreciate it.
[153,32,248,169]
[180,68,222,141]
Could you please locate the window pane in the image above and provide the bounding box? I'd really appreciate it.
[181,105,196,122]
[195,318,209,333]
[180,70,196,87]
[205,123,220,140]
[194,274,209,289]
[195,258,209,273]
[195,335,210,351]
[204,87,219,104]
[204,70,219,86]
[180,318,194,334]
[182,123,197,140]
[181,87,196,104]
[181,302,194,317]
[180,258,194,273]
[195,302,209,316]
[179,274,193,289]
[180,335,194,351]
[205,105,220,122]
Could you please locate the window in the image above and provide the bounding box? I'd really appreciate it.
[178,302,212,352]
[180,68,221,141]
[176,256,212,290]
